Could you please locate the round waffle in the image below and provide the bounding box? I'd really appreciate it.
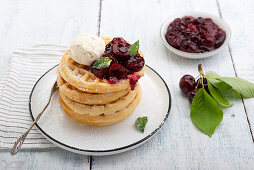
[59,83,140,116]
[59,89,142,126]
[57,70,130,105]
[58,37,145,93]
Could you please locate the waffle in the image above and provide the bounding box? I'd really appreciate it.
[59,83,140,116]
[59,89,142,126]
[57,71,130,105]
[58,36,144,126]
[58,37,145,93]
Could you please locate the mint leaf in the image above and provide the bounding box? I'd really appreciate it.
[136,116,148,133]
[92,57,112,69]
[129,40,139,56]
[190,88,223,137]
[206,71,231,91]
[208,81,232,107]
[217,77,254,98]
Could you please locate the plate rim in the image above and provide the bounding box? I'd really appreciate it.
[29,64,171,154]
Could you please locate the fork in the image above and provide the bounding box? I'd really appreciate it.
[10,81,58,155]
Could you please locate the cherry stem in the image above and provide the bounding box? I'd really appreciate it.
[198,63,203,74]
[197,63,205,89]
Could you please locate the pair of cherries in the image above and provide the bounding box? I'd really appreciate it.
[179,75,209,103]
[90,37,144,83]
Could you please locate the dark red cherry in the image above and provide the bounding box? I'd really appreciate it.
[125,55,144,72]
[105,37,127,55]
[187,89,197,104]
[102,53,117,64]
[111,37,126,44]
[196,77,209,92]
[179,75,195,95]
[105,43,113,54]
[108,63,129,80]
[90,61,108,79]
[112,43,131,59]
[165,16,226,53]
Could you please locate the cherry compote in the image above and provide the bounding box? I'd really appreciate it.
[125,55,145,72]
[91,37,145,90]
[165,16,226,53]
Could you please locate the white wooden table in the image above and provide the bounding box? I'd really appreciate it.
[1,0,254,169]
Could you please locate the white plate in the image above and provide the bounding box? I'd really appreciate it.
[29,65,171,156]
[160,12,231,59]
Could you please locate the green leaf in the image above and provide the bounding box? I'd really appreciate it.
[206,71,231,91]
[217,77,254,98]
[129,40,139,56]
[136,116,148,133]
[92,57,112,69]
[190,88,223,137]
[221,89,241,99]
[208,81,232,107]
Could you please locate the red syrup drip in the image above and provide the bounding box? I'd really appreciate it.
[128,74,141,90]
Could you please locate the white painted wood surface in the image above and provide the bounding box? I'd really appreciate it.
[0,0,99,169]
[0,149,90,170]
[1,0,254,169]
[218,0,254,136]
[93,0,254,169]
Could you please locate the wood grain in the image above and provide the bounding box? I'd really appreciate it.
[0,0,100,169]
[1,0,254,169]
[0,0,100,79]
[0,149,90,170]
[92,0,254,169]
[218,0,254,138]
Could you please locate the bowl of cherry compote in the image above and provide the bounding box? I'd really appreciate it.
[160,12,231,59]
[90,37,145,90]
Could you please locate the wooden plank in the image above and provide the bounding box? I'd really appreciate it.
[93,0,254,169]
[218,0,254,138]
[0,0,100,169]
[0,0,100,79]
[0,149,90,169]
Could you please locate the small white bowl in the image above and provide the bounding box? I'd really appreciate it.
[160,12,231,59]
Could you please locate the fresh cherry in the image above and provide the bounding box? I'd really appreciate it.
[196,77,209,92]
[187,89,197,104]
[179,75,196,95]
[125,55,144,72]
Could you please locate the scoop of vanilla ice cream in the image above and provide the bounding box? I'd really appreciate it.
[67,33,105,66]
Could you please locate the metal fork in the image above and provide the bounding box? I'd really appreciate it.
[10,81,58,155]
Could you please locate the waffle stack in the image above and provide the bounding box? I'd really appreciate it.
[57,38,144,126]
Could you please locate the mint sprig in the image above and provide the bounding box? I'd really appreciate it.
[136,116,148,133]
[129,40,139,56]
[92,57,112,70]
[191,88,223,137]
